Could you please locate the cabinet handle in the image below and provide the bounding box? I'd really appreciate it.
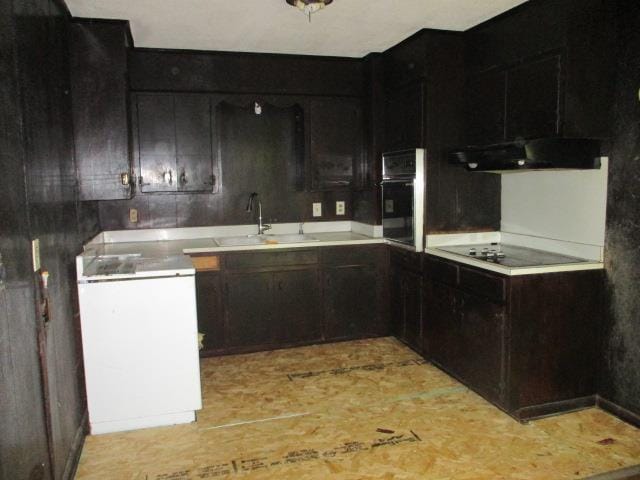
[163,170,173,185]
[278,280,283,291]
[180,171,187,186]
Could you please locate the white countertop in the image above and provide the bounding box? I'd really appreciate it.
[77,223,386,280]
[83,231,384,258]
[424,231,604,276]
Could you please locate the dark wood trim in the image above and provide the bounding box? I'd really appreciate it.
[464,0,540,33]
[61,411,88,480]
[70,17,134,47]
[597,396,640,429]
[382,27,464,55]
[514,395,596,422]
[200,334,388,358]
[132,46,363,63]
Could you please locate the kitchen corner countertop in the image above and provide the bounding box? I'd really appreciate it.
[425,247,604,276]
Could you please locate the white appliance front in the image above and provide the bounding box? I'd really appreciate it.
[78,275,202,434]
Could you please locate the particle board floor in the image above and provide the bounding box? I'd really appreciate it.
[74,337,640,480]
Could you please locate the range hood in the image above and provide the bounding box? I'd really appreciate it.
[449,138,601,173]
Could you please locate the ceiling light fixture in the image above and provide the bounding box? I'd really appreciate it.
[286,0,333,22]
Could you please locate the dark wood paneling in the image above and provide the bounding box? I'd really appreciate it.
[309,97,362,190]
[599,0,640,421]
[129,49,365,97]
[1,0,100,478]
[69,19,132,200]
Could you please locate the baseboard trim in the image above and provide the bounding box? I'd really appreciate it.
[597,396,640,429]
[62,410,88,480]
[514,395,596,422]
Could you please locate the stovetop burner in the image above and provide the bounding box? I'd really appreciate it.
[437,243,589,268]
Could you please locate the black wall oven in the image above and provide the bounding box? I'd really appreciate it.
[381,149,425,251]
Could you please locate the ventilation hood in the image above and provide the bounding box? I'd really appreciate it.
[449,138,602,173]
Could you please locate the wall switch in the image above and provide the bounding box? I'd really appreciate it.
[312,202,322,217]
[336,201,346,216]
[129,208,138,223]
[32,239,41,272]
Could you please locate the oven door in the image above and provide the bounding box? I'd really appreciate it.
[381,179,416,248]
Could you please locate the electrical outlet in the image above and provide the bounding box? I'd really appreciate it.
[384,199,394,213]
[312,202,322,218]
[336,201,345,216]
[32,239,41,272]
[129,208,138,223]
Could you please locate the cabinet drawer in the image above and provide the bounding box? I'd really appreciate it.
[424,256,458,287]
[321,246,386,266]
[390,247,423,273]
[225,249,318,271]
[459,267,506,303]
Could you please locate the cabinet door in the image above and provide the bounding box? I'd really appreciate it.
[389,263,404,338]
[384,82,425,151]
[505,54,561,140]
[323,265,378,340]
[136,94,177,192]
[457,292,506,406]
[403,269,423,353]
[274,268,322,344]
[70,21,132,200]
[195,271,224,353]
[175,95,214,192]
[224,272,274,348]
[423,280,459,371]
[309,98,362,190]
[466,69,506,145]
[135,93,215,193]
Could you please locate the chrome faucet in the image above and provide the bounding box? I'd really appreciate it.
[246,192,271,235]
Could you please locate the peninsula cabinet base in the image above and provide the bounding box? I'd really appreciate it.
[424,255,604,423]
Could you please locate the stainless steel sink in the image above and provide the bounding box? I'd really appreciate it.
[213,234,319,246]
[262,234,319,244]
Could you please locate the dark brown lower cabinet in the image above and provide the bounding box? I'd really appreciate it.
[389,248,424,353]
[423,255,603,421]
[321,246,389,341]
[195,270,224,353]
[193,245,388,356]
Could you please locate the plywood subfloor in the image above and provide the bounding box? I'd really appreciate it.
[74,337,640,479]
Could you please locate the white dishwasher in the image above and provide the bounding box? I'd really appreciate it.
[76,254,202,435]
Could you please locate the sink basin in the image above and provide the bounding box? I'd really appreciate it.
[263,234,320,244]
[214,235,264,247]
[213,234,319,246]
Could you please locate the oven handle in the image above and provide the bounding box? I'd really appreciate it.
[380,179,415,187]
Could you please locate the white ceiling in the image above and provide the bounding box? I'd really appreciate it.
[65,0,528,58]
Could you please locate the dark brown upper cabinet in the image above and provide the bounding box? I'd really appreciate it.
[383,81,425,152]
[464,0,615,146]
[505,54,561,140]
[70,19,132,201]
[308,98,363,190]
[466,69,506,145]
[133,93,216,193]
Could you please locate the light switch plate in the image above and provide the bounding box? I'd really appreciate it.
[336,201,345,216]
[32,239,41,272]
[312,202,322,217]
[129,208,138,223]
